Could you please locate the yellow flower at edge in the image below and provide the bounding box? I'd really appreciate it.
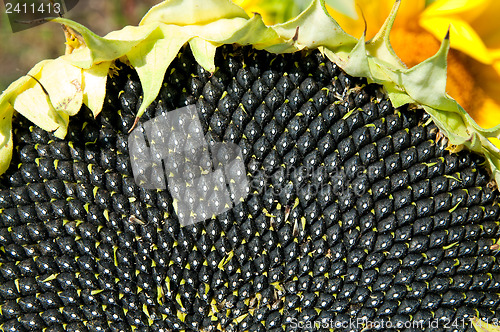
[234,0,500,130]
[328,0,500,130]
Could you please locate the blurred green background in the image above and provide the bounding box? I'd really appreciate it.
[0,0,160,92]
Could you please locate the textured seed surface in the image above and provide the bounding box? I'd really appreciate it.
[1,46,499,332]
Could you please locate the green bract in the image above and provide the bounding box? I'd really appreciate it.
[1,0,500,186]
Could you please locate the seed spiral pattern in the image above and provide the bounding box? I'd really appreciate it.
[0,46,499,332]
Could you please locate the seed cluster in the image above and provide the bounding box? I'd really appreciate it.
[1,45,500,332]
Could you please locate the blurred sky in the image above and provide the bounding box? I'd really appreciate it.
[0,0,161,92]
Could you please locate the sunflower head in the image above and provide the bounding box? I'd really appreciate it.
[0,1,500,330]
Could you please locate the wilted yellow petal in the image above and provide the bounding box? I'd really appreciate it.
[13,85,65,133]
[422,0,489,18]
[37,58,84,116]
[82,61,112,117]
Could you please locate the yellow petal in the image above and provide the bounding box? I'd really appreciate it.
[463,60,500,129]
[469,1,500,52]
[474,96,500,129]
[38,58,84,116]
[426,0,500,42]
[419,16,492,63]
[390,27,441,68]
[233,0,263,14]
[422,0,489,18]
[392,0,426,29]
[326,0,425,39]
[421,0,500,62]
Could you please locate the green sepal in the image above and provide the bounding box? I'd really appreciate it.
[271,0,357,50]
[340,33,372,80]
[385,85,416,108]
[222,14,280,48]
[399,31,459,112]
